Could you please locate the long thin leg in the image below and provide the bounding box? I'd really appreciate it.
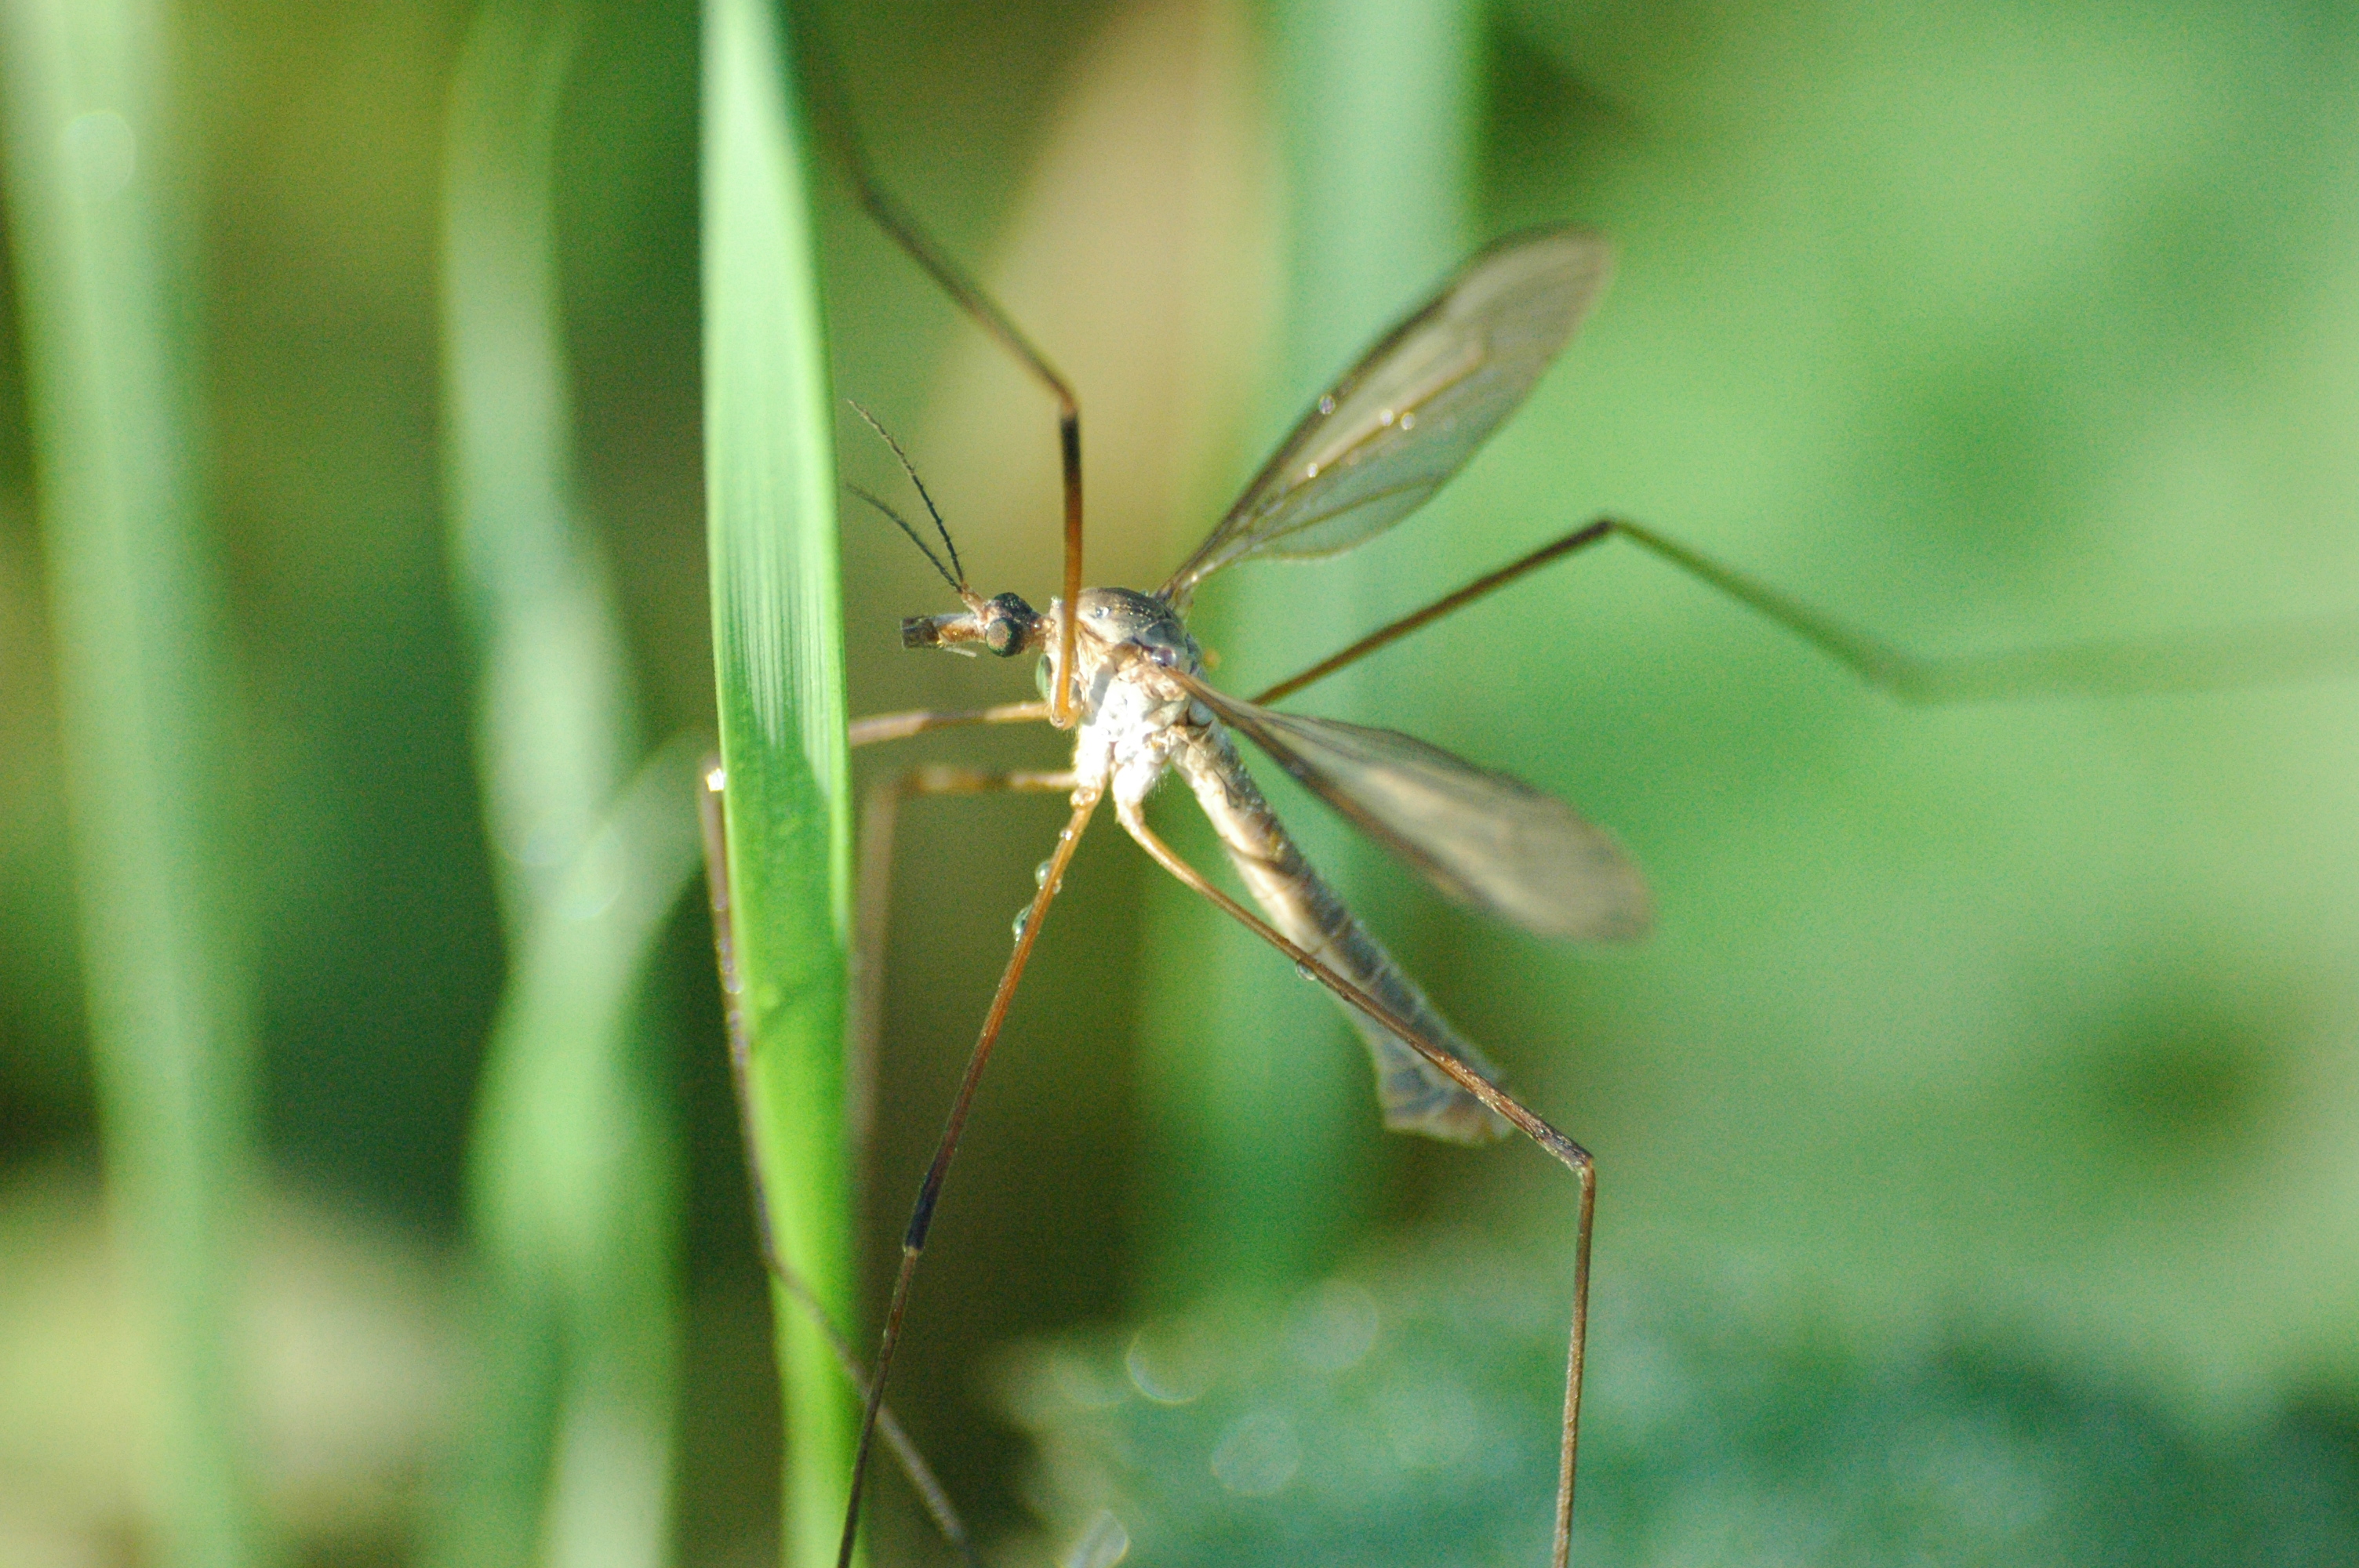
[1252,521,1614,703]
[798,25,1085,728]
[849,764,1078,1192]
[1115,798,1593,1568]
[695,765,980,1563]
[1607,517,2359,701]
[848,699,1052,749]
[1255,515,2359,706]
[839,786,1107,1568]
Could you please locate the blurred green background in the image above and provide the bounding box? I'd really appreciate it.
[5,0,2359,1565]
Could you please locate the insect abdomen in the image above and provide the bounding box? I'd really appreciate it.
[1174,725,1510,1144]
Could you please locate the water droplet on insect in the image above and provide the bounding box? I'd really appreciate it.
[1035,858,1055,887]
[1012,906,1030,942]
[1398,411,1416,430]
[1378,406,1395,426]
[1295,962,1317,983]
[1318,394,1336,416]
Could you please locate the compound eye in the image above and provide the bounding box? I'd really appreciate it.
[981,592,1038,659]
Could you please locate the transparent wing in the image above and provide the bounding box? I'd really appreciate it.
[1160,227,1613,605]
[1183,676,1652,942]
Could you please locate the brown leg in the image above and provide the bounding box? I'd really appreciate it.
[1252,521,1616,703]
[838,786,1106,1568]
[798,24,1085,724]
[848,700,1051,749]
[1607,517,2359,699]
[1256,514,2359,707]
[1116,797,1594,1568]
[695,764,980,1564]
[849,764,1078,1191]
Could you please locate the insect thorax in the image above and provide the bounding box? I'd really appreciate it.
[1055,586,1209,805]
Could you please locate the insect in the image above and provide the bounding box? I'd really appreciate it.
[834,209,1670,1565]
[713,28,2359,1568]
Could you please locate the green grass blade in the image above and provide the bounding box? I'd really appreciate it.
[429,2,691,1565]
[700,2,856,1565]
[0,2,266,1565]
[1138,0,1478,1301]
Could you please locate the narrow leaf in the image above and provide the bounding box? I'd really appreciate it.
[701,2,858,1564]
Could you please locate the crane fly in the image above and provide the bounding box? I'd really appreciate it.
[705,34,2359,1568]
[836,227,1641,1568]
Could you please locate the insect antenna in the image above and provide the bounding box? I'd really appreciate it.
[849,398,965,588]
[849,483,966,597]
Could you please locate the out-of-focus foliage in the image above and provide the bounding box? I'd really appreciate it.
[427,5,696,1566]
[1006,1239,2359,1567]
[1,0,271,1562]
[3,0,2358,1563]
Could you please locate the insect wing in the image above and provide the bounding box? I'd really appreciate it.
[1187,679,1652,941]
[1160,228,1613,604]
